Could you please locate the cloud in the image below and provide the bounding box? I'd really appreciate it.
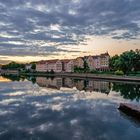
[0,0,140,56]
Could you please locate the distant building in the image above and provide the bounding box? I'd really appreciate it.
[85,52,110,71]
[85,56,95,70]
[36,52,110,73]
[99,52,110,71]
[74,57,84,68]
[25,64,32,70]
[36,61,47,72]
[46,60,62,73]
[62,59,74,72]
[36,60,63,72]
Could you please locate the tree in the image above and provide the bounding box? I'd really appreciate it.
[83,60,90,73]
[31,63,36,70]
[1,62,25,70]
[109,55,119,71]
[109,49,140,73]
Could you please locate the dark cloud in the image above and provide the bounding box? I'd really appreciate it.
[0,0,140,56]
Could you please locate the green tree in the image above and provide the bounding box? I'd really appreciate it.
[31,63,36,70]
[109,49,140,73]
[83,60,90,73]
[2,62,25,70]
[109,55,119,71]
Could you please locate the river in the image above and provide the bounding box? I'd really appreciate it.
[0,76,140,140]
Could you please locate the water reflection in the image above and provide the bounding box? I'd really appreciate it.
[36,77,111,94]
[2,75,140,102]
[112,83,140,102]
[0,76,140,140]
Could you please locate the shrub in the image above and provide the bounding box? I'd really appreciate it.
[115,70,124,75]
[90,69,98,74]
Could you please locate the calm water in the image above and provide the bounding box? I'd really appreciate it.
[0,76,140,140]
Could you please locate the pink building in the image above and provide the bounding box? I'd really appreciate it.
[46,60,62,72]
[36,60,63,72]
[86,52,110,71]
[62,59,74,72]
[36,61,47,72]
[74,57,84,68]
[99,52,110,71]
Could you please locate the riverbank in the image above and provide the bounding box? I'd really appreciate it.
[20,72,140,82]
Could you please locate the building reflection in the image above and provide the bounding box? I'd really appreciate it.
[36,77,62,90]
[36,77,111,94]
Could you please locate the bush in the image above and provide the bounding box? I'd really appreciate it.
[90,69,98,74]
[115,70,124,75]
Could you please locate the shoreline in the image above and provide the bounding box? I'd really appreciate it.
[19,72,140,82]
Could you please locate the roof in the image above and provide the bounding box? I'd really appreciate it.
[85,52,110,59]
[75,57,84,61]
[62,59,74,63]
[37,60,46,64]
[100,52,110,57]
[46,59,59,64]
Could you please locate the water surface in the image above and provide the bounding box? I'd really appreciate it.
[0,76,140,140]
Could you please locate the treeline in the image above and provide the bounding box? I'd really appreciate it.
[110,49,140,74]
[1,62,36,71]
[1,62,25,70]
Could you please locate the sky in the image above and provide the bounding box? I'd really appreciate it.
[0,0,140,64]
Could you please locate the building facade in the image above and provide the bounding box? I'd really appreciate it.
[74,57,84,68]
[46,60,62,72]
[36,61,47,72]
[62,59,74,72]
[86,52,110,71]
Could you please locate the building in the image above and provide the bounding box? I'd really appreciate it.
[62,59,74,72]
[74,57,84,68]
[85,56,95,70]
[46,60,62,72]
[25,64,32,70]
[86,52,110,71]
[36,61,47,72]
[36,60,63,73]
[99,52,110,71]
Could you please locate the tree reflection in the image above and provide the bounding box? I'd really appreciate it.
[2,75,140,101]
[112,83,140,101]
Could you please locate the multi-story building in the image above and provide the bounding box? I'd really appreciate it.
[36,52,110,73]
[36,60,63,72]
[36,61,47,72]
[62,59,74,72]
[46,60,62,72]
[99,52,110,71]
[85,56,95,70]
[86,52,110,71]
[74,57,84,68]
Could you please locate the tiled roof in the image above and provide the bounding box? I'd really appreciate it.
[46,59,59,64]
[62,59,74,63]
[37,60,46,64]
